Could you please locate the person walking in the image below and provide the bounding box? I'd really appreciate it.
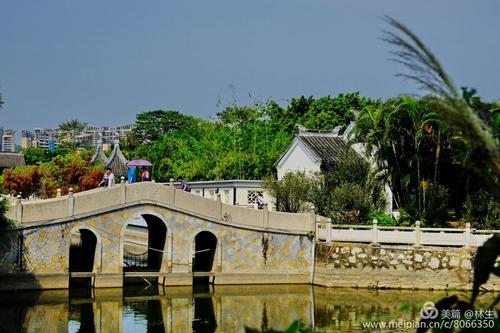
[256,191,264,209]
[177,176,191,192]
[107,168,115,188]
[127,165,136,183]
[100,168,110,187]
[141,167,150,182]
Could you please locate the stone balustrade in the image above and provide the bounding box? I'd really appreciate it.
[316,219,499,247]
[6,180,315,233]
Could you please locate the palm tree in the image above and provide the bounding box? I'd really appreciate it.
[57,119,88,147]
[381,16,500,199]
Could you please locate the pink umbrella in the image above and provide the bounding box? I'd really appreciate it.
[127,159,153,167]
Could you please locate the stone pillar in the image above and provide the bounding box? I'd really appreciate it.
[371,219,379,245]
[308,205,316,231]
[120,176,126,204]
[263,204,269,228]
[415,220,421,247]
[464,222,471,248]
[315,221,320,241]
[56,188,62,198]
[68,188,74,217]
[325,221,332,243]
[169,178,175,205]
[15,195,22,224]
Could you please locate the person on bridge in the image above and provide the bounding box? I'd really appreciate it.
[256,191,264,209]
[141,167,150,182]
[100,169,109,187]
[177,176,191,192]
[100,168,115,188]
[127,165,136,183]
[107,168,115,188]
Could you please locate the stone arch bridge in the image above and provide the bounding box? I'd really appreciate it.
[0,182,315,290]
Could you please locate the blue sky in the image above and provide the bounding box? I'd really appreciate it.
[1,0,499,133]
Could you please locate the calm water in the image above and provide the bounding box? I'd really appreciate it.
[0,284,488,332]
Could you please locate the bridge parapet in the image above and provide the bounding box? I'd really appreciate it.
[315,219,499,247]
[6,181,315,233]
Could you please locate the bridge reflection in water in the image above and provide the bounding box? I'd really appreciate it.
[0,284,465,333]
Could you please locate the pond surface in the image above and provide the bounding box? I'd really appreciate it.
[0,284,485,332]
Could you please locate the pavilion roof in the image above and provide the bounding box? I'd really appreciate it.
[90,145,107,165]
[104,144,128,178]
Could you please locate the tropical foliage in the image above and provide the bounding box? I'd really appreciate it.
[1,151,103,199]
[353,17,500,228]
[57,119,89,148]
[22,147,56,165]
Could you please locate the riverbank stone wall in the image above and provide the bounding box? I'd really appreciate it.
[313,242,500,291]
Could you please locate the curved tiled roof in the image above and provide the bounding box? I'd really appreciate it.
[104,144,128,178]
[273,125,361,169]
[297,135,353,164]
[90,145,107,165]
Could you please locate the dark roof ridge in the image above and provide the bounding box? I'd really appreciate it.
[104,144,128,178]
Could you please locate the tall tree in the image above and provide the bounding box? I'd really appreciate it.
[57,119,88,148]
[132,110,194,144]
[381,16,500,194]
[356,96,447,224]
[264,93,376,134]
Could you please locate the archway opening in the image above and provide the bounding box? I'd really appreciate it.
[68,229,97,288]
[193,231,217,285]
[123,214,167,274]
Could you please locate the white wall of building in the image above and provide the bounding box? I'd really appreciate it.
[276,141,320,180]
[190,183,275,210]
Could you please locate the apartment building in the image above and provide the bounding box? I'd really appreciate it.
[20,123,133,151]
[0,128,16,152]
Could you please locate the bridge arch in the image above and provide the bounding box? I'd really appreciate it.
[120,211,169,273]
[192,230,218,274]
[65,226,102,274]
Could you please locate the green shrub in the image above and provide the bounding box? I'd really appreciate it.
[369,212,397,226]
[0,197,14,228]
[328,183,373,224]
[264,172,311,213]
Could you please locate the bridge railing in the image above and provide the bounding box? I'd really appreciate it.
[315,219,499,247]
[73,186,121,215]
[221,202,264,228]
[6,180,315,233]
